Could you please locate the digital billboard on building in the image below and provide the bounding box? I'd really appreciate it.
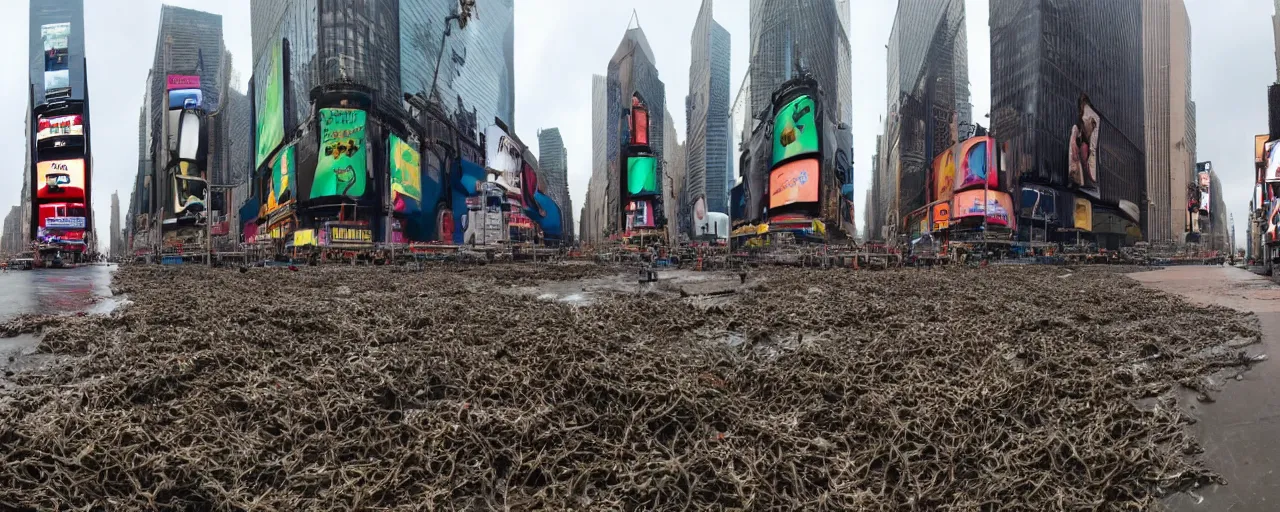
[30,0,86,104]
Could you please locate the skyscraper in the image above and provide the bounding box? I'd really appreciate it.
[604,24,666,237]
[1143,0,1193,243]
[537,128,574,242]
[584,74,608,243]
[880,0,969,233]
[109,192,120,259]
[748,0,852,131]
[990,0,1146,248]
[687,0,732,219]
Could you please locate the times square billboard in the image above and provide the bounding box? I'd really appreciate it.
[29,0,86,105]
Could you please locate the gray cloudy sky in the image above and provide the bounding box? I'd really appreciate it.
[0,0,1268,249]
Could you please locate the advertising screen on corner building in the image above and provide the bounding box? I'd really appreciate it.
[772,95,819,165]
[311,108,368,199]
[37,159,86,201]
[627,157,659,196]
[42,23,71,93]
[255,41,285,169]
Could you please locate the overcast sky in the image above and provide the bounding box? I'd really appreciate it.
[0,0,1268,249]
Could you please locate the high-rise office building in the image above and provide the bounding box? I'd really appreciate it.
[584,74,608,243]
[1143,0,1193,243]
[1,206,21,254]
[29,0,93,259]
[748,0,852,130]
[687,0,732,219]
[990,0,1146,248]
[880,0,969,233]
[109,192,120,258]
[537,128,574,242]
[604,25,666,237]
[664,107,687,244]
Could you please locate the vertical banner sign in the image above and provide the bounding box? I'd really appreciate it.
[389,134,422,213]
[255,41,284,168]
[42,23,71,94]
[1068,96,1101,199]
[772,95,819,165]
[266,145,296,215]
[312,108,368,199]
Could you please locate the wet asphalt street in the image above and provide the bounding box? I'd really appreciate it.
[0,264,115,359]
[1133,266,1280,511]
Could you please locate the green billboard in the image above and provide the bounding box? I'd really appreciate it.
[389,134,422,213]
[265,145,295,216]
[772,95,819,165]
[311,108,368,199]
[627,156,658,196]
[255,41,284,169]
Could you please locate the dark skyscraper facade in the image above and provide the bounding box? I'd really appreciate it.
[605,26,666,237]
[877,0,968,238]
[991,0,1146,247]
[748,0,852,132]
[688,0,732,218]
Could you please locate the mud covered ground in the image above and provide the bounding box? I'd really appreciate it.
[0,264,1264,510]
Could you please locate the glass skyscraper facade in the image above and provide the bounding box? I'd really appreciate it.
[991,0,1146,247]
[400,0,516,133]
[688,0,732,218]
[748,0,852,132]
[878,0,968,236]
[537,128,574,241]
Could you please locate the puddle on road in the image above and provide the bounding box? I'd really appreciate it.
[514,269,746,307]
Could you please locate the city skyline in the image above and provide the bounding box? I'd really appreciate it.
[0,0,1272,250]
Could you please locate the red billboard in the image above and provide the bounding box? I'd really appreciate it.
[37,159,86,201]
[769,158,819,209]
[36,114,83,141]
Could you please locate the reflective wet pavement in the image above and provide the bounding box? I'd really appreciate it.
[1132,266,1280,511]
[0,264,116,322]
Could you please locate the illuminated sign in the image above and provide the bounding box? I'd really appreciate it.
[312,108,368,199]
[42,23,70,93]
[772,95,819,165]
[37,159,86,201]
[769,158,819,209]
[166,74,201,90]
[36,115,83,141]
[627,156,659,196]
[326,223,373,245]
[45,216,86,229]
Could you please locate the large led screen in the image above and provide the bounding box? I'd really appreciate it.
[265,145,296,216]
[628,200,655,229]
[768,158,819,209]
[932,146,956,201]
[36,114,83,141]
[772,95,819,165]
[1073,198,1093,232]
[173,161,206,215]
[42,23,71,92]
[255,41,284,169]
[37,159,85,201]
[952,189,1014,228]
[1197,169,1211,213]
[1266,142,1280,183]
[1068,97,1101,198]
[390,134,422,214]
[627,156,659,196]
[484,125,521,195]
[312,108,368,199]
[631,96,650,146]
[956,136,996,191]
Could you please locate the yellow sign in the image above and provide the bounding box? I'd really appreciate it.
[293,229,316,247]
[330,226,372,243]
[1074,198,1093,232]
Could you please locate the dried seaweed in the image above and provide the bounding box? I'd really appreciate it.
[0,264,1261,510]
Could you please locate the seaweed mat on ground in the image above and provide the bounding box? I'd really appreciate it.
[0,264,1262,510]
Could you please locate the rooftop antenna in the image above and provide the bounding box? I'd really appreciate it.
[626,9,641,31]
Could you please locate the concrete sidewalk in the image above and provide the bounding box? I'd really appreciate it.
[1131,266,1280,511]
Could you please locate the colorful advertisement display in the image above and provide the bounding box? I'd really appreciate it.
[45,216,86,229]
[168,89,203,110]
[627,156,659,196]
[255,41,284,169]
[631,96,650,146]
[956,136,996,191]
[324,221,374,246]
[931,202,951,231]
[932,146,956,201]
[520,162,544,216]
[628,200,655,229]
[167,75,201,91]
[772,95,819,165]
[484,125,521,194]
[1197,165,1211,214]
[36,114,83,141]
[1266,142,1280,183]
[37,159,85,201]
[173,161,206,214]
[42,23,71,92]
[389,134,422,214]
[1269,199,1280,242]
[769,158,819,209]
[952,190,1014,227]
[1068,95,1101,198]
[1073,198,1093,231]
[266,145,296,216]
[312,108,368,199]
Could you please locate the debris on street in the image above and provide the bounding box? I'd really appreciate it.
[0,264,1262,510]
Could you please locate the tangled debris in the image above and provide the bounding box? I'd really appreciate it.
[0,264,1262,510]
